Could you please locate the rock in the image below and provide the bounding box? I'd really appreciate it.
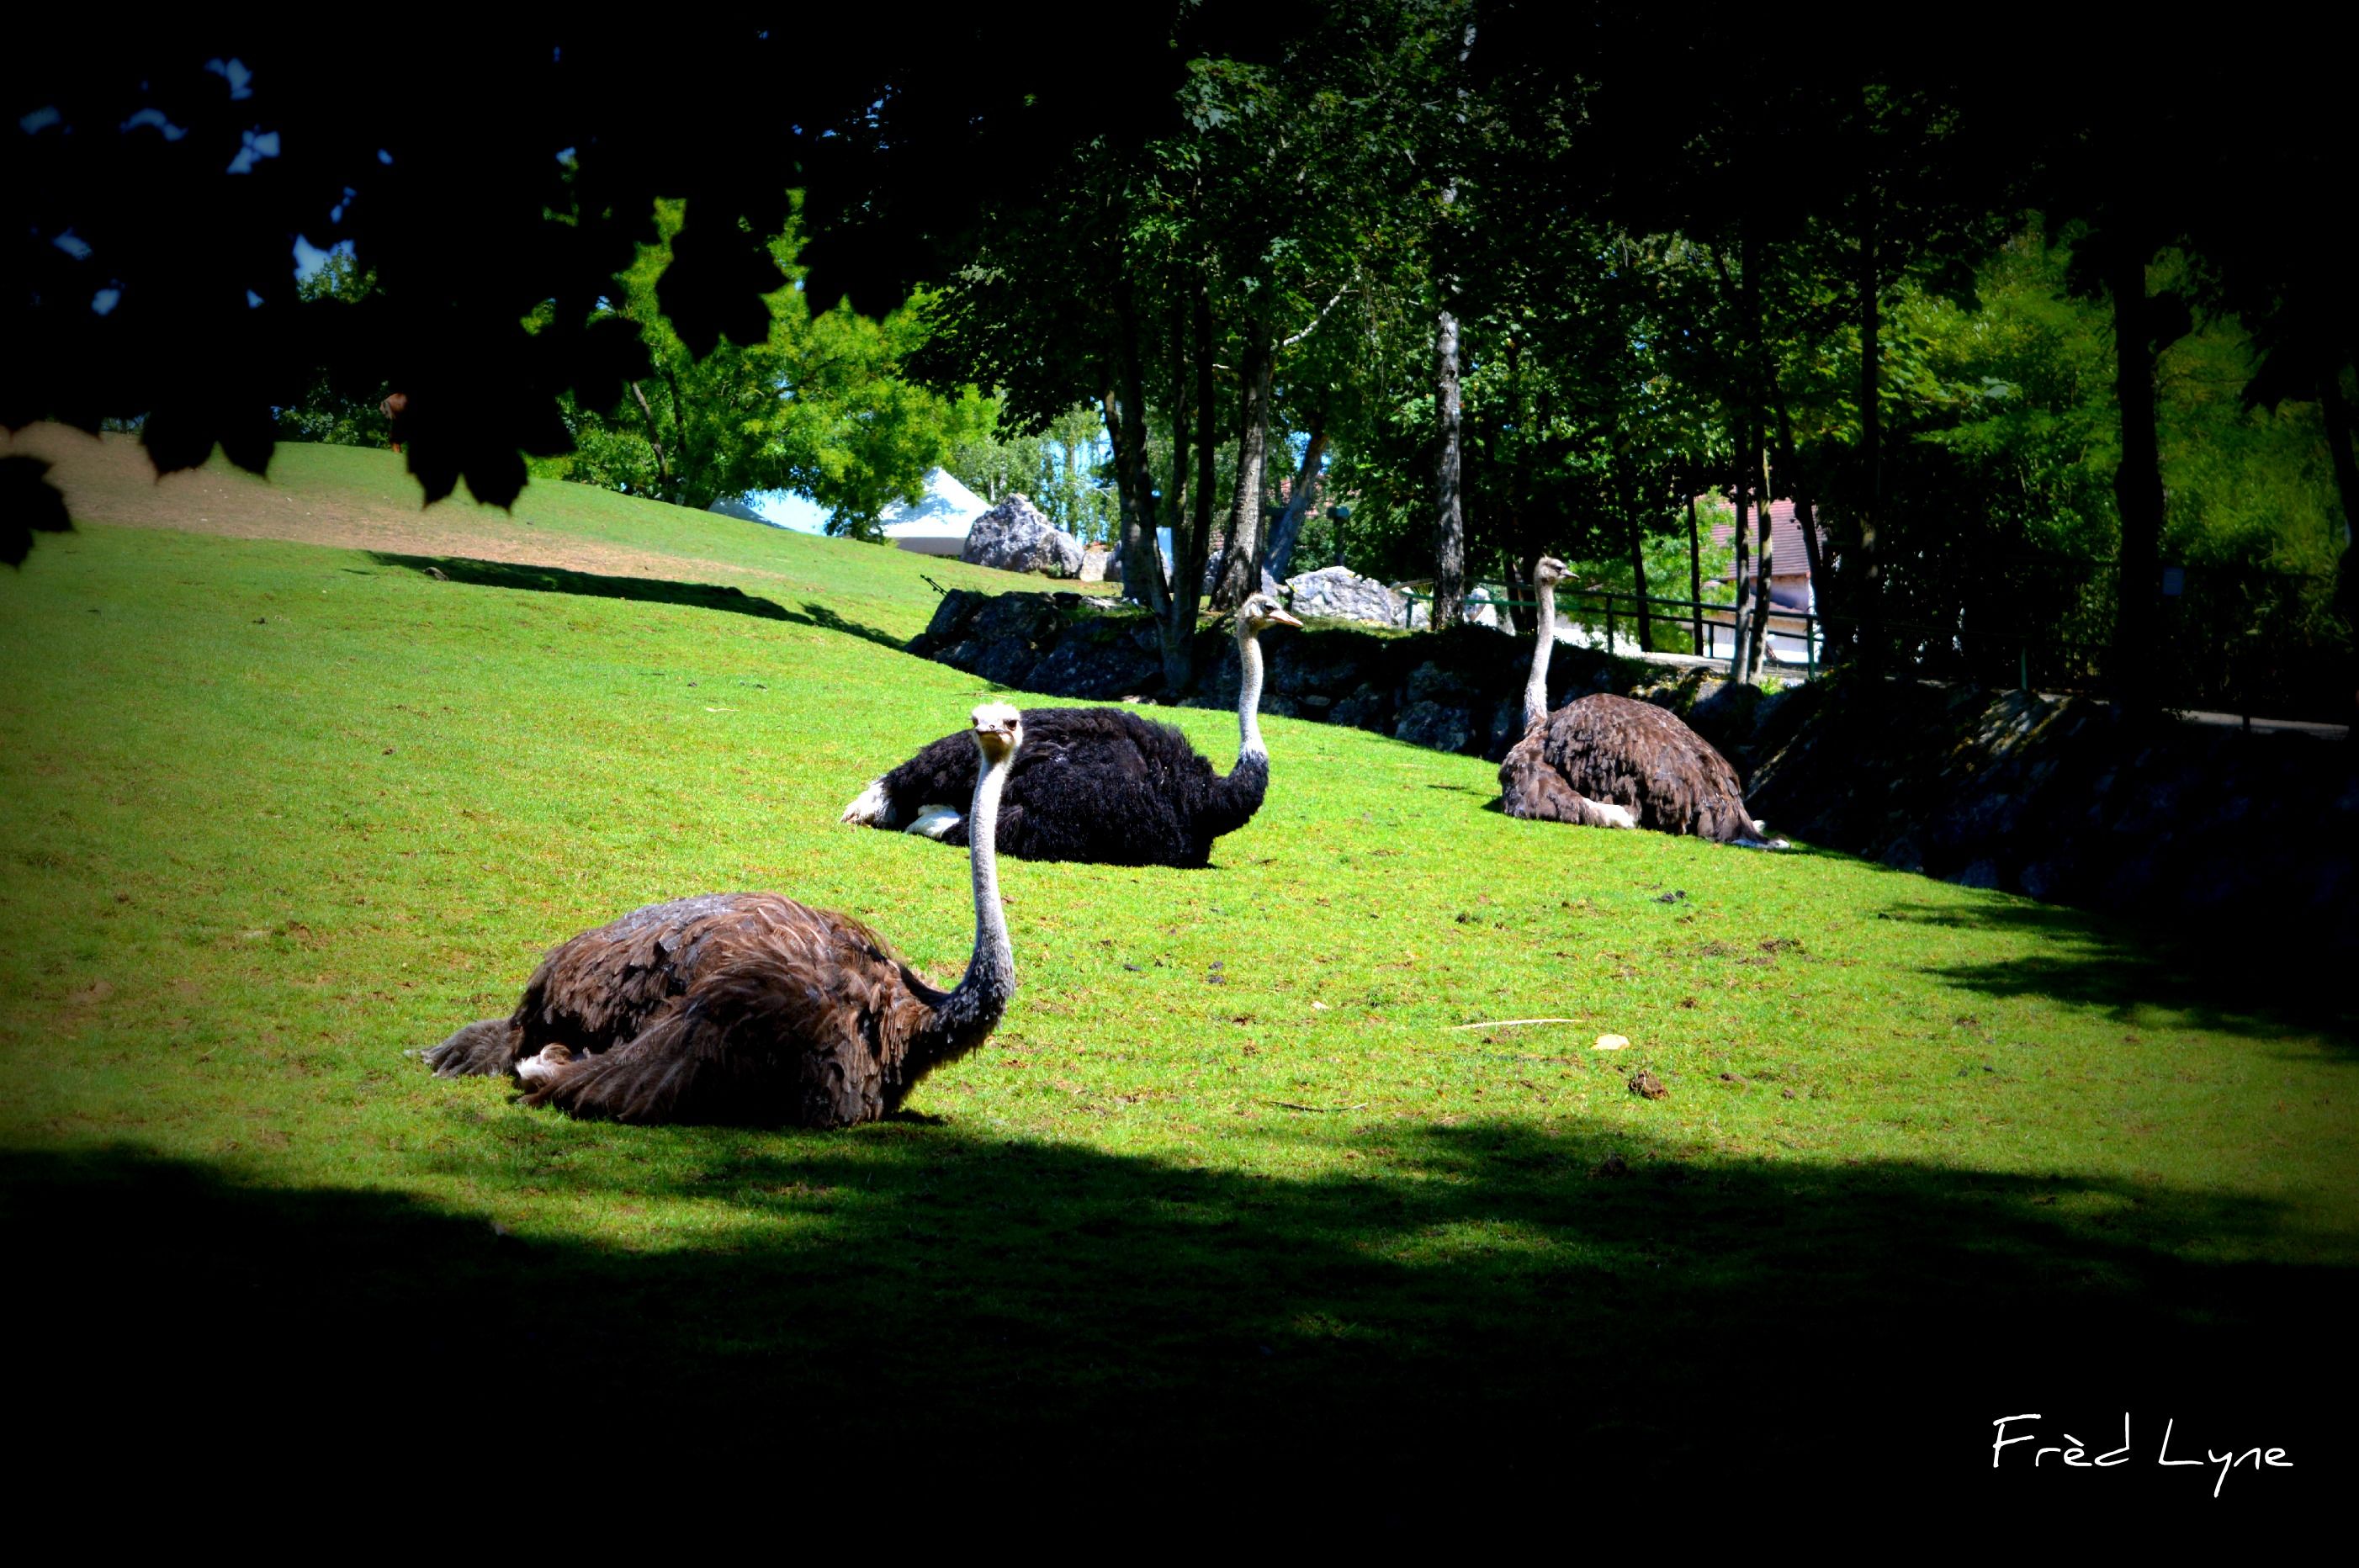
[1393,700,1477,755]
[1593,1035,1630,1051]
[1285,566,1407,627]
[1405,660,1471,704]
[905,588,986,655]
[1078,543,1113,583]
[1331,683,1392,730]
[1027,625,1161,700]
[1629,1068,1668,1100]
[960,494,1084,578]
[1487,697,1528,755]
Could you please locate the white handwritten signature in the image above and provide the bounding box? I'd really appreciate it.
[1993,1415,2291,1497]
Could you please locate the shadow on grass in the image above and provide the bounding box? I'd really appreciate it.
[369,553,904,650]
[1877,896,2359,1052]
[4,1115,2349,1515]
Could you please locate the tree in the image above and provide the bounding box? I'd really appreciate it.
[274,249,396,448]
[2,18,1180,545]
[538,199,967,534]
[943,397,1119,542]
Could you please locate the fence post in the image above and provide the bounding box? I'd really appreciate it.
[1806,613,1816,679]
[1605,592,1617,655]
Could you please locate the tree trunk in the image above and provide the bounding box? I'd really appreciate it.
[1265,422,1328,585]
[1101,386,1155,608]
[627,381,674,496]
[2320,364,2359,736]
[1688,482,1704,656]
[1728,435,1753,682]
[660,369,694,506]
[1432,303,1466,629]
[1746,444,1774,679]
[2319,363,2359,550]
[1112,280,1177,690]
[1429,26,1474,630]
[1854,219,1882,670]
[1214,330,1276,608]
[1183,280,1217,613]
[1169,302,1192,557]
[1617,451,1653,652]
[2107,238,2165,713]
[1775,400,1829,666]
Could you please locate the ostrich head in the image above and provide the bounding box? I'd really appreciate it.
[1533,555,1568,587]
[1235,592,1305,636]
[970,702,1022,763]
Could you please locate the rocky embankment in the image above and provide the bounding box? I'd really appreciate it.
[906,587,1679,761]
[907,589,2359,951]
[1742,674,2358,953]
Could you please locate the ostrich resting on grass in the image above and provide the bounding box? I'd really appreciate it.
[422,703,1023,1127]
[840,591,1305,868]
[1498,555,1778,845]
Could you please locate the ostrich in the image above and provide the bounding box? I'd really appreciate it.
[421,703,1023,1127]
[840,591,1303,868]
[1498,555,1770,845]
[379,391,409,456]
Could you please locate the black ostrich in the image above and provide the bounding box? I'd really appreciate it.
[841,591,1302,867]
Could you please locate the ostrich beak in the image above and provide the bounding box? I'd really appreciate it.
[1269,607,1304,629]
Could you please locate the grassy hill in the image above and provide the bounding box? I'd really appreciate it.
[2,436,2352,1505]
[3,424,1075,642]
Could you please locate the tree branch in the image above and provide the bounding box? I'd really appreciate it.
[1280,284,1351,349]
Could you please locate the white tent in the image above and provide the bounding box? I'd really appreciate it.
[878,468,989,557]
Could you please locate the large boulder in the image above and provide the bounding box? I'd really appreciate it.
[1078,543,1114,584]
[962,495,1084,578]
[1286,566,1407,627]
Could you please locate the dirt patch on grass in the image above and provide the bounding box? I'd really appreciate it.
[4,423,791,591]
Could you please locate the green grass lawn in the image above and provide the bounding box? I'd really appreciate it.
[2,478,2352,1508]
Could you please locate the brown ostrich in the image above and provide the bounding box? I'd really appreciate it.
[1498,556,1771,845]
[379,391,409,455]
[422,702,1024,1127]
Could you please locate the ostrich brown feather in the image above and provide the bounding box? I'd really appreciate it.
[435,893,957,1126]
[424,707,1020,1128]
[1499,694,1754,843]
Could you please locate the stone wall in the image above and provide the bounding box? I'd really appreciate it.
[1740,674,2358,955]
[904,588,2359,954]
[905,587,1666,761]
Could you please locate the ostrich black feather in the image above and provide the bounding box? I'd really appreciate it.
[868,707,1268,868]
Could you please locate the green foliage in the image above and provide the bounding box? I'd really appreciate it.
[1552,498,1738,656]
[274,252,395,448]
[1861,232,2351,703]
[944,396,1121,543]
[538,199,972,538]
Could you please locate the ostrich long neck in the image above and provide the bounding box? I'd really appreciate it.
[924,747,1016,1053]
[1237,623,1270,763]
[1523,577,1557,731]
